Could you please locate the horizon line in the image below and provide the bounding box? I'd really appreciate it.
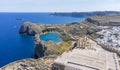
[0,10,120,13]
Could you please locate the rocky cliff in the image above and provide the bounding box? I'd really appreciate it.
[19,22,74,58]
[19,15,120,58]
[85,15,120,26]
[34,42,47,58]
[51,11,120,18]
[19,22,39,36]
[1,56,56,70]
[1,13,120,70]
[18,21,102,58]
[19,22,47,58]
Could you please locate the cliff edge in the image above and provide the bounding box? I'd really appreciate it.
[1,56,56,70]
[85,14,120,26]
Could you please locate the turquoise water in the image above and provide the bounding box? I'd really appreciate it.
[0,13,85,67]
[40,32,61,43]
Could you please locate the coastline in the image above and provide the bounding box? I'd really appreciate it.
[19,14,120,57]
[19,21,120,57]
[1,56,57,70]
[1,14,120,68]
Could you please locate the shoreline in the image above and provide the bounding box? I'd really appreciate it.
[19,21,120,57]
[1,56,57,69]
[1,14,120,68]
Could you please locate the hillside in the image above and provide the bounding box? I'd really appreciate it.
[85,14,120,26]
[51,11,120,18]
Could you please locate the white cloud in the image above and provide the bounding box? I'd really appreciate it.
[0,0,120,12]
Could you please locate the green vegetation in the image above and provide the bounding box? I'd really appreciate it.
[60,33,71,42]
[45,41,72,55]
[21,22,102,57]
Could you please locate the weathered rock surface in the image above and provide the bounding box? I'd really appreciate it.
[51,11,120,18]
[34,42,47,58]
[19,22,47,58]
[85,15,120,26]
[1,57,56,70]
[19,22,38,36]
[18,21,102,59]
[2,13,120,70]
[16,14,120,69]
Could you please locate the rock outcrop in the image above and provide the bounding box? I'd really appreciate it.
[19,22,47,58]
[1,57,56,70]
[19,22,38,36]
[19,22,75,58]
[85,15,120,26]
[51,11,120,18]
[34,42,47,58]
[2,16,120,69]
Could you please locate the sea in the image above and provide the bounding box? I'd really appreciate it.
[0,13,85,67]
[40,32,62,43]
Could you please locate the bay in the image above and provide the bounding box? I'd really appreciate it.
[0,13,85,67]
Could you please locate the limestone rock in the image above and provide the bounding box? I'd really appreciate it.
[85,15,120,26]
[19,22,38,36]
[34,42,47,58]
[1,57,56,70]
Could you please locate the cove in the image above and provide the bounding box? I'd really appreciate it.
[0,13,85,67]
[40,32,62,43]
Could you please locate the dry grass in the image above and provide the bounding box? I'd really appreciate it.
[44,41,72,55]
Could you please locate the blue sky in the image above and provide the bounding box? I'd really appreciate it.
[0,0,120,12]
